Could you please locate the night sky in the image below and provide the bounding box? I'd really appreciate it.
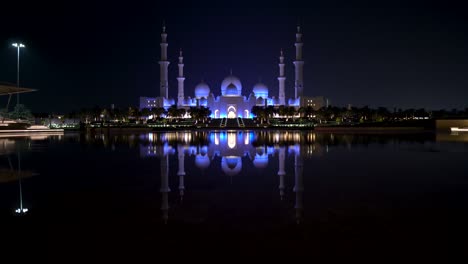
[0,0,467,113]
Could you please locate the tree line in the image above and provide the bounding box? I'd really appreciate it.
[251,105,468,124]
[35,104,468,124]
[38,105,212,124]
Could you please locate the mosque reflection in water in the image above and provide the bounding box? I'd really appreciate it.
[139,131,325,223]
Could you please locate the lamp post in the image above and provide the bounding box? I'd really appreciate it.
[11,43,25,105]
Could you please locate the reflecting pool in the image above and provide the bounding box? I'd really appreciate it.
[1,131,467,260]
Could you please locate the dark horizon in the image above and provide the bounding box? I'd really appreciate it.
[0,0,467,113]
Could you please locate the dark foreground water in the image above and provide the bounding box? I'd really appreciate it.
[1,130,468,261]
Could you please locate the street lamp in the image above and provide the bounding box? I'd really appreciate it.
[11,43,26,105]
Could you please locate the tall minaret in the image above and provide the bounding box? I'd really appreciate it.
[278,49,286,106]
[293,25,304,99]
[293,146,304,224]
[159,23,170,99]
[160,154,170,223]
[278,146,286,200]
[177,49,185,106]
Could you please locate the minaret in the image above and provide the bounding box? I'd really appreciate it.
[278,146,286,200]
[293,25,304,99]
[160,154,170,223]
[177,49,185,106]
[293,146,304,224]
[159,23,170,99]
[278,49,286,106]
[177,146,186,200]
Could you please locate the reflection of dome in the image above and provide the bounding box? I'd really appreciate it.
[225,83,238,96]
[221,156,242,176]
[253,83,268,98]
[195,154,210,170]
[221,75,242,96]
[253,153,269,169]
[194,82,210,99]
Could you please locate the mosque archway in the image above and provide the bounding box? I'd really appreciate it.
[227,106,237,119]
[214,109,220,118]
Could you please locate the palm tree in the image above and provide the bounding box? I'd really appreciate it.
[188,107,199,121]
[251,106,266,124]
[278,105,287,118]
[375,107,390,122]
[265,106,276,123]
[10,104,33,121]
[127,106,137,119]
[112,107,124,122]
[79,108,92,123]
[101,108,109,122]
[140,108,151,118]
[176,108,186,118]
[189,107,211,123]
[167,105,179,119]
[199,107,211,123]
[151,107,166,119]
[134,109,142,122]
[286,107,296,121]
[92,106,102,121]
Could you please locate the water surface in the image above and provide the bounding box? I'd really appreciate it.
[1,131,467,260]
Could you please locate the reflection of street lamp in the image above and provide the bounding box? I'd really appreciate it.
[11,43,26,105]
[14,151,28,215]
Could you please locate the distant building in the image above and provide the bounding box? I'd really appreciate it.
[139,97,159,110]
[140,25,328,117]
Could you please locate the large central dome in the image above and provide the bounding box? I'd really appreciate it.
[221,74,242,96]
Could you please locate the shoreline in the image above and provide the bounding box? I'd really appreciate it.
[74,125,435,134]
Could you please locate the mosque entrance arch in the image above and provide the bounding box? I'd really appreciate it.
[227,105,237,119]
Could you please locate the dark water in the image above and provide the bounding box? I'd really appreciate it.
[1,130,468,261]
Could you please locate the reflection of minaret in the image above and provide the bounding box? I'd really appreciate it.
[293,25,304,99]
[293,147,303,223]
[160,154,170,223]
[177,146,185,201]
[278,147,286,200]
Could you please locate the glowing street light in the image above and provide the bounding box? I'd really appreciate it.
[11,42,26,105]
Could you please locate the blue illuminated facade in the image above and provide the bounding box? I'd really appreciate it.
[139,25,328,116]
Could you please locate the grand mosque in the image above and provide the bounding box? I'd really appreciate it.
[140,24,326,118]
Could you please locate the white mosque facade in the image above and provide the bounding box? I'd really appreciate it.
[139,24,326,118]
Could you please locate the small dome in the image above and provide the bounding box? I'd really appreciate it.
[194,82,210,99]
[253,82,268,98]
[225,83,238,96]
[221,74,242,96]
